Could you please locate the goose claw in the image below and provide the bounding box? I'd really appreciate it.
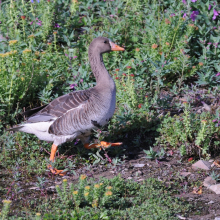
[47,165,67,176]
[84,141,123,149]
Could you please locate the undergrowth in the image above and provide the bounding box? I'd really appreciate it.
[0,175,192,220]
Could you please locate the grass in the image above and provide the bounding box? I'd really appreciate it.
[1,175,192,219]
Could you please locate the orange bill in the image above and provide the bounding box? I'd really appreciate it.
[110,42,125,51]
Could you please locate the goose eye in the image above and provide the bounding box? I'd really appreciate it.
[104,40,108,44]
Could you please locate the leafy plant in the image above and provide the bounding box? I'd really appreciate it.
[156,109,220,157]
[144,147,166,160]
[210,171,220,182]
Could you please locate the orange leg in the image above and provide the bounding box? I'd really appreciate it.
[84,141,122,149]
[47,144,67,176]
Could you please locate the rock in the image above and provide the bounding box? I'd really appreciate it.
[203,176,216,188]
[209,184,220,194]
[180,172,191,177]
[176,214,186,219]
[207,200,214,204]
[192,160,211,171]
[29,187,39,190]
[47,186,56,189]
[215,217,220,220]
[133,164,145,168]
[127,177,132,180]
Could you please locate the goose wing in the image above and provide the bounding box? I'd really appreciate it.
[26,89,91,125]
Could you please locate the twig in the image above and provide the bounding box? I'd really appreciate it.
[100,146,112,164]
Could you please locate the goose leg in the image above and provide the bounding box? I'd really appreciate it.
[47,144,67,176]
[84,141,122,149]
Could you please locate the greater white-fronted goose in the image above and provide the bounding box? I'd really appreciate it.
[9,37,124,175]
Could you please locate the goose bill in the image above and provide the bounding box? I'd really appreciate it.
[110,42,125,51]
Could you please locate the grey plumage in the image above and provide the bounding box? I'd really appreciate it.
[9,37,120,146]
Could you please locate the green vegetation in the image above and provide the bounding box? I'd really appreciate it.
[0,0,220,218]
[1,176,192,219]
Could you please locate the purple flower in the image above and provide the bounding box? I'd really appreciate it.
[191,0,197,2]
[74,139,79,145]
[73,56,77,59]
[207,42,212,45]
[65,53,68,56]
[70,83,77,90]
[182,0,186,4]
[216,72,220,77]
[55,23,60,28]
[31,0,34,3]
[213,9,219,20]
[30,21,33,25]
[80,79,83,83]
[183,13,187,18]
[170,13,175,17]
[36,0,40,2]
[213,42,218,48]
[190,11,199,21]
[208,5,212,10]
[213,119,217,122]
[36,19,42,26]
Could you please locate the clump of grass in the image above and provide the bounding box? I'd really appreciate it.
[156,108,220,157]
[1,175,192,219]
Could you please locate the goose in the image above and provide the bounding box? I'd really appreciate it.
[9,37,124,175]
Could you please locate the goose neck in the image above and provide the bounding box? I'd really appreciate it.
[89,51,112,85]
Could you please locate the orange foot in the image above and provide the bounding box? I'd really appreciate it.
[47,164,67,176]
[84,141,123,150]
[47,144,67,176]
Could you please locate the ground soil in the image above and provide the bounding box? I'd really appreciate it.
[2,144,220,220]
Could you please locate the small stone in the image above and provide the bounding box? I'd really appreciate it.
[180,172,191,177]
[176,214,186,219]
[47,186,56,189]
[203,176,216,188]
[127,177,132,180]
[29,187,38,190]
[207,200,214,204]
[209,184,220,194]
[215,217,220,220]
[55,181,62,185]
[192,160,211,171]
[133,164,145,168]
[209,159,214,163]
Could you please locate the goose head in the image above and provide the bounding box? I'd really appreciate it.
[89,37,124,54]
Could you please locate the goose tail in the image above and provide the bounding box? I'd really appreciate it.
[7,126,24,132]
